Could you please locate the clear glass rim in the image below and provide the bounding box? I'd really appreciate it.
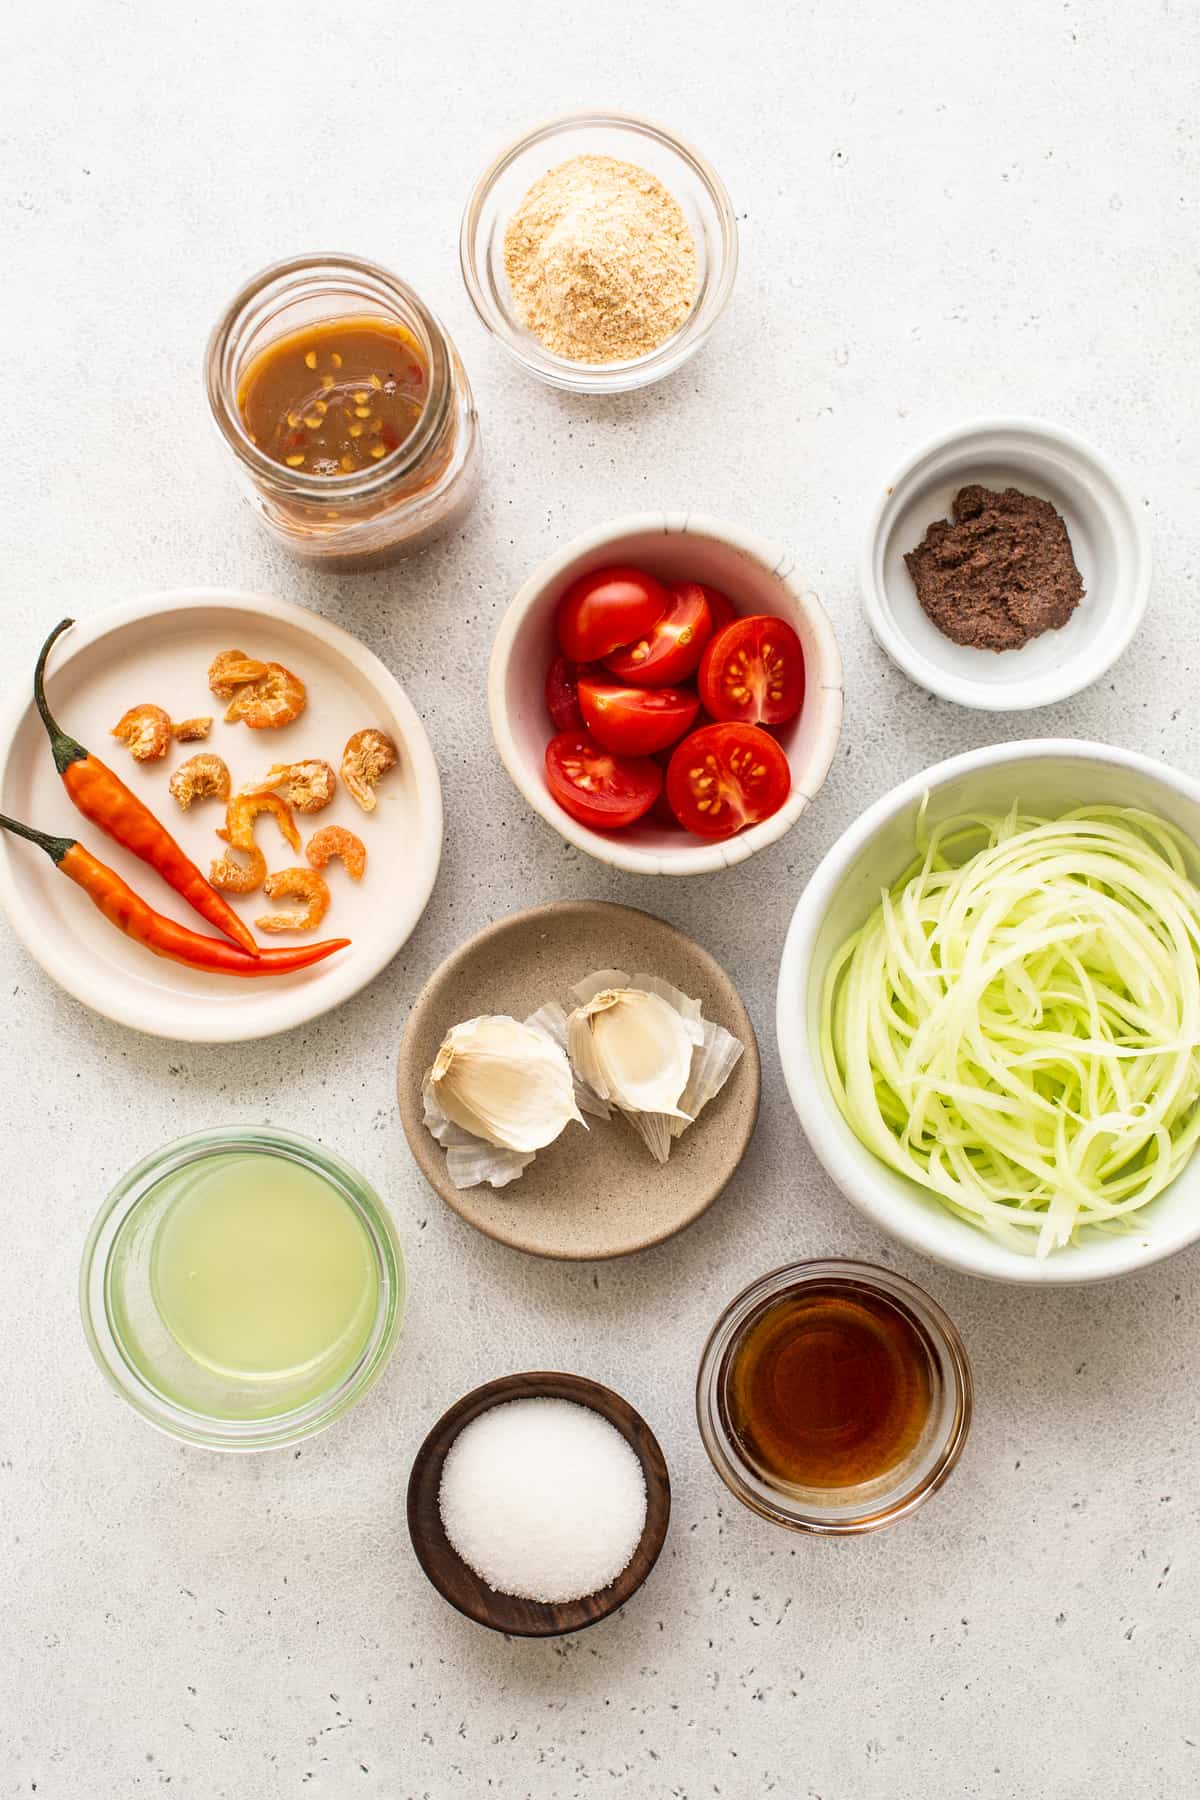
[80,1125,405,1452]
[695,1258,973,1535]
[459,109,739,394]
[204,252,453,498]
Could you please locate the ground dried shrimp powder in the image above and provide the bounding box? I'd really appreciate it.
[503,153,697,364]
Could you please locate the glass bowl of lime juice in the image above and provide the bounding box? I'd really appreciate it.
[81,1127,404,1450]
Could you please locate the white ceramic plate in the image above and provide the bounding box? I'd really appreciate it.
[0,590,442,1042]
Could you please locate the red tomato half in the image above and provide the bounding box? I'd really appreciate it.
[603,581,714,686]
[699,614,806,726]
[556,566,670,662]
[692,582,737,633]
[545,731,662,831]
[666,722,791,839]
[577,677,699,756]
[544,655,590,733]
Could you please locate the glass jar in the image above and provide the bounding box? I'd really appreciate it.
[80,1125,405,1451]
[696,1259,972,1534]
[206,254,481,570]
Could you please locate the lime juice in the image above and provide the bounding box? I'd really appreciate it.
[148,1150,379,1395]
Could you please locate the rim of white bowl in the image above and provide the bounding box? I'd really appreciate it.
[860,416,1152,711]
[776,738,1200,1285]
[488,511,845,876]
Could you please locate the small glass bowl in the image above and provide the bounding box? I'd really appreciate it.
[80,1126,405,1452]
[460,110,738,394]
[696,1259,972,1535]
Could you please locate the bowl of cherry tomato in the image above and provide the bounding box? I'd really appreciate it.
[488,514,844,875]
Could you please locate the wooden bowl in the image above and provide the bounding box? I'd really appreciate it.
[396,899,760,1260]
[406,1372,671,1637]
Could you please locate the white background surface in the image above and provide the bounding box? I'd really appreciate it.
[2,2,1197,1795]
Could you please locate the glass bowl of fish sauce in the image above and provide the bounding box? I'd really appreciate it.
[80,1126,404,1451]
[696,1260,972,1534]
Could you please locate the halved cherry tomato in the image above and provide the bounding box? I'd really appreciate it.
[556,566,670,663]
[545,730,662,831]
[699,614,806,727]
[545,655,590,733]
[666,722,791,839]
[603,581,714,686]
[577,677,699,757]
[692,581,737,634]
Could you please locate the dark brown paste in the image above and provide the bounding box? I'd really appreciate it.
[904,485,1084,652]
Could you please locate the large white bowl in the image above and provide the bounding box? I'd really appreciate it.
[488,513,844,876]
[777,740,1200,1285]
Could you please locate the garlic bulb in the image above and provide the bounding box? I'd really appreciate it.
[429,1015,584,1153]
[567,987,703,1119]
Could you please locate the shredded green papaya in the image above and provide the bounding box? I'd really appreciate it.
[820,805,1200,1256]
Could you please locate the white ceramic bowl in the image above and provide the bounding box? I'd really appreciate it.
[488,513,844,876]
[460,111,738,395]
[777,740,1200,1285]
[861,418,1150,710]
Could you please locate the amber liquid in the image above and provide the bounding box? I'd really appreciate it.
[720,1282,934,1491]
[238,316,426,477]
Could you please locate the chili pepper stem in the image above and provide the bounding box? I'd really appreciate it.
[0,811,75,865]
[33,619,88,774]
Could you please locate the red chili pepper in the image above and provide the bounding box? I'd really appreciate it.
[0,812,350,979]
[34,619,260,956]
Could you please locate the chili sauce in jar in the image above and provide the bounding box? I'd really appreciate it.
[206,255,480,570]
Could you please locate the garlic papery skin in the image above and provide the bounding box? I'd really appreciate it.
[567,988,703,1118]
[430,1016,584,1153]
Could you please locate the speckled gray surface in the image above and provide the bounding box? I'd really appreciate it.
[3,2,1198,1795]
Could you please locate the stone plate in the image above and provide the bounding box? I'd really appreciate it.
[396,900,760,1259]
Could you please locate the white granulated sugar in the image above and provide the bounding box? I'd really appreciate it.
[437,1396,649,1604]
